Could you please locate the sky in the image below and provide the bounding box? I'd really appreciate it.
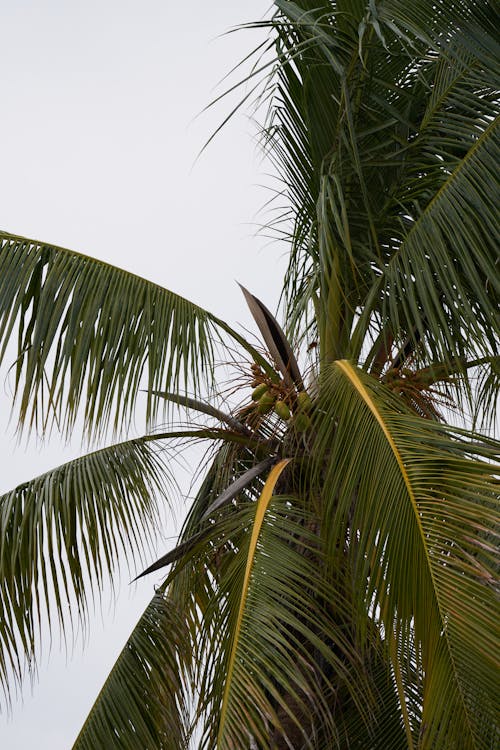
[0,1,284,747]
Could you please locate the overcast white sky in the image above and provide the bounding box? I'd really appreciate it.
[0,1,285,747]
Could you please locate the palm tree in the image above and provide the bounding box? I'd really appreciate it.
[0,0,498,747]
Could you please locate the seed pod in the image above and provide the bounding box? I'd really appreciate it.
[257,392,275,414]
[296,390,313,412]
[251,383,269,401]
[294,412,311,432]
[274,400,291,421]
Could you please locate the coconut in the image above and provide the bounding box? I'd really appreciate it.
[296,390,313,412]
[251,383,269,401]
[274,400,291,421]
[257,392,275,414]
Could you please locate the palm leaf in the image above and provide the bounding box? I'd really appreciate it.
[215,458,291,747]
[134,457,277,580]
[74,444,275,749]
[313,361,499,748]
[205,458,389,749]
[148,390,250,434]
[239,284,304,389]
[358,116,499,372]
[0,437,171,704]
[0,232,269,436]
[72,588,192,750]
[262,1,499,411]
[201,456,277,519]
[204,494,385,749]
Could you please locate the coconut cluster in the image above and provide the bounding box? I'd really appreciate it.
[250,363,312,431]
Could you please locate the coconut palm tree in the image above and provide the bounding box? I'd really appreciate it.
[0,0,498,748]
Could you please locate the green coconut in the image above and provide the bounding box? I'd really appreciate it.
[257,392,275,414]
[251,383,269,401]
[296,390,313,412]
[274,400,291,421]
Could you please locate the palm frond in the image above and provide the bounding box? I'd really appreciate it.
[0,232,267,436]
[261,1,499,403]
[367,116,499,373]
[215,459,291,747]
[72,588,192,750]
[148,390,250,434]
[0,437,171,705]
[239,284,304,389]
[188,457,393,749]
[74,443,276,749]
[313,361,499,748]
[201,491,395,749]
[134,457,278,580]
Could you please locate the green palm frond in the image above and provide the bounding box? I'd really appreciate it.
[185,458,393,749]
[72,588,192,750]
[0,438,171,705]
[148,390,250,434]
[0,232,268,436]
[215,459,291,748]
[313,361,499,748]
[261,1,499,406]
[202,492,399,749]
[73,442,274,750]
[360,115,499,371]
